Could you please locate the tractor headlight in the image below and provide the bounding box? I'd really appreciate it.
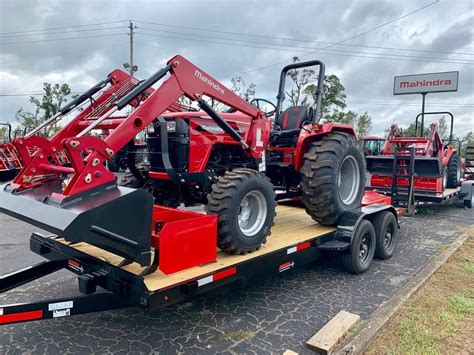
[166,121,176,132]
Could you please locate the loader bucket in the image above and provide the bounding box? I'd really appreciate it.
[0,169,19,182]
[0,181,153,267]
[366,155,443,177]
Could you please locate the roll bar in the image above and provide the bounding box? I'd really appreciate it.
[275,60,325,124]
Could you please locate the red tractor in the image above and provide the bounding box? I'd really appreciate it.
[0,123,23,181]
[361,135,385,156]
[367,111,461,196]
[0,55,365,265]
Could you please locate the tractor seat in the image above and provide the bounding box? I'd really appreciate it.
[270,106,309,145]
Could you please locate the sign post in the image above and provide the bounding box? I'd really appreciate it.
[393,71,459,136]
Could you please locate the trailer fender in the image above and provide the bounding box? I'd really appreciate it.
[317,204,398,252]
[460,180,474,207]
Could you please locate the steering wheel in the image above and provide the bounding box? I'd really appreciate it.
[250,98,277,117]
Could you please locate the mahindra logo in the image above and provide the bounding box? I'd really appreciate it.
[400,79,452,88]
[195,70,225,95]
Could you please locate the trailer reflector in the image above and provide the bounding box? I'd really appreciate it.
[287,241,311,255]
[197,267,237,287]
[0,310,43,324]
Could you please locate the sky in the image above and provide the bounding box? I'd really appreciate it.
[0,0,472,137]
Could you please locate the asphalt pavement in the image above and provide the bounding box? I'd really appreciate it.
[1,200,473,354]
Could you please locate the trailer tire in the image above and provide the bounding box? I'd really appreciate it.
[464,195,473,208]
[339,219,376,274]
[301,132,366,226]
[373,211,398,260]
[206,168,276,255]
[447,153,461,188]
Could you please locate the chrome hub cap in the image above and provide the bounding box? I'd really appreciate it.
[238,190,267,236]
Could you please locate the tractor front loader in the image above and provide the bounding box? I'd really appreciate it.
[0,123,23,182]
[0,55,366,275]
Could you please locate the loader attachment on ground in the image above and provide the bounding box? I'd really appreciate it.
[0,182,153,266]
[366,155,443,177]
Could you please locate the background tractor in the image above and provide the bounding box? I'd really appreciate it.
[367,111,461,195]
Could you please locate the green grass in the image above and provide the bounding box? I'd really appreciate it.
[391,292,474,355]
[463,261,474,273]
[449,294,474,318]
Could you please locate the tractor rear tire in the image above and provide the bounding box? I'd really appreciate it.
[301,132,366,226]
[205,168,276,255]
[447,153,461,188]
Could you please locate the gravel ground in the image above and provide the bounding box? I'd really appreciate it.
[0,200,473,354]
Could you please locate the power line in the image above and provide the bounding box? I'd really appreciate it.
[137,30,474,65]
[0,20,128,36]
[134,42,246,66]
[0,26,126,38]
[0,43,128,65]
[134,19,474,57]
[222,0,441,79]
[0,33,127,46]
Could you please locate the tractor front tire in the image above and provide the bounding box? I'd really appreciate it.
[301,132,366,226]
[107,156,120,172]
[206,168,276,255]
[119,162,150,189]
[446,153,461,188]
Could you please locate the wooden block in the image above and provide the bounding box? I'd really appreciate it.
[306,310,360,354]
[283,350,298,355]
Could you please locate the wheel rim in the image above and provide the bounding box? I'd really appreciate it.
[456,164,461,183]
[443,169,447,189]
[384,223,394,249]
[359,233,372,263]
[337,155,360,205]
[238,190,267,237]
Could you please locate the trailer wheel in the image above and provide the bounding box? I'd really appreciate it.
[301,132,366,226]
[339,219,376,274]
[447,153,461,188]
[464,194,473,208]
[372,211,398,260]
[206,168,276,254]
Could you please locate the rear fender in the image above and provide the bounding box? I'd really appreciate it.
[294,123,357,171]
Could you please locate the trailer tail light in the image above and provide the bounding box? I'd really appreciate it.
[197,267,237,287]
[286,241,311,255]
[0,309,43,324]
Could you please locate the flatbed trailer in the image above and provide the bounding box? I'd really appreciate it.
[369,180,474,209]
[0,200,397,325]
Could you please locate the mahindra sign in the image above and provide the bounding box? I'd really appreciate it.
[393,71,459,95]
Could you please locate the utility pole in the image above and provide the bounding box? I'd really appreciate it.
[124,21,138,76]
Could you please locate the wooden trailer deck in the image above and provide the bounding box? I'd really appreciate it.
[59,204,335,292]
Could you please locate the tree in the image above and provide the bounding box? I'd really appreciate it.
[284,57,347,115]
[325,110,372,138]
[231,76,256,101]
[15,82,72,137]
[283,56,371,137]
[458,131,474,158]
